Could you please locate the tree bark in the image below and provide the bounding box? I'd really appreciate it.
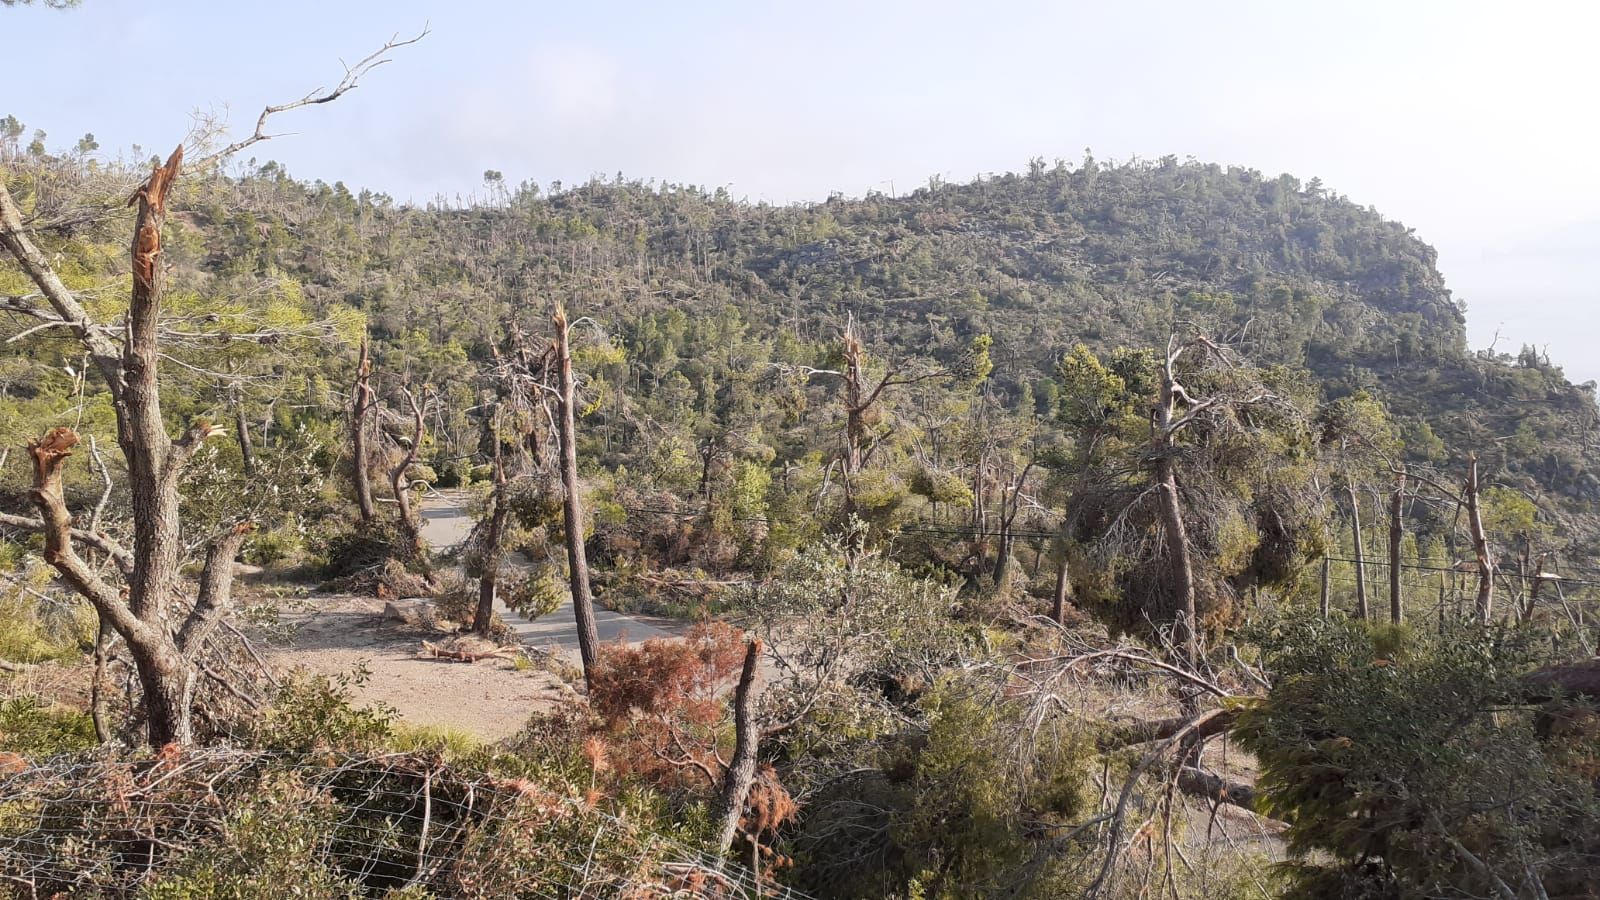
[91,615,113,742]
[1052,547,1072,625]
[1389,466,1405,625]
[1465,455,1495,623]
[1154,365,1200,670]
[1098,707,1241,751]
[1348,479,1369,620]
[475,455,508,637]
[1176,766,1257,811]
[350,337,377,523]
[554,305,600,686]
[390,385,427,563]
[234,401,257,477]
[4,150,250,747]
[1319,556,1330,620]
[714,638,763,858]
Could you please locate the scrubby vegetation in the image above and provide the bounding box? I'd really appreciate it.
[3,35,1598,897]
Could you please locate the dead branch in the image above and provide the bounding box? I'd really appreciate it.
[191,27,429,168]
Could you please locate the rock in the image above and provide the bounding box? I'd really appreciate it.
[383,599,432,625]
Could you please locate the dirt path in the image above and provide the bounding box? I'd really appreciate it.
[264,594,572,741]
[263,492,691,741]
[419,489,687,658]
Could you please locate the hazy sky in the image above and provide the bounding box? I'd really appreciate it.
[7,0,1599,381]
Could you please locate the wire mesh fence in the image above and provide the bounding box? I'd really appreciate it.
[0,747,815,899]
[1316,554,1598,654]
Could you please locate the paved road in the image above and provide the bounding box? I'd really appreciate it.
[419,491,683,661]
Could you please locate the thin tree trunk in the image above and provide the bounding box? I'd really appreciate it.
[1389,466,1405,625]
[1348,480,1368,620]
[91,615,113,743]
[554,305,600,685]
[1156,457,1199,669]
[234,402,257,477]
[1052,549,1072,625]
[1465,455,1495,623]
[475,456,508,637]
[715,639,763,857]
[1153,361,1200,671]
[351,337,377,523]
[1319,556,1330,620]
[390,385,427,564]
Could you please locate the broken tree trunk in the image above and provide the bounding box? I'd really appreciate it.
[1348,479,1369,620]
[4,150,252,746]
[474,452,509,637]
[1052,548,1072,625]
[554,304,600,686]
[1465,455,1495,623]
[1389,465,1405,625]
[350,337,377,523]
[1154,360,1201,671]
[714,638,763,858]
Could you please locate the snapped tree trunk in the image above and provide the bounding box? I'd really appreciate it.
[233,401,257,477]
[1389,466,1405,625]
[3,151,255,747]
[1156,457,1200,670]
[554,305,600,685]
[474,455,508,637]
[1153,363,1200,671]
[350,337,377,523]
[1465,455,1495,623]
[1052,547,1072,625]
[1348,480,1369,620]
[714,638,763,858]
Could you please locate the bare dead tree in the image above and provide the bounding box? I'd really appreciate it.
[1389,464,1406,624]
[0,150,252,745]
[991,457,1037,588]
[773,317,955,525]
[1348,478,1369,620]
[1464,455,1495,622]
[1404,457,1498,624]
[554,303,600,686]
[0,35,420,744]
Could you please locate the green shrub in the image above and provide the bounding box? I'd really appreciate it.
[0,696,97,756]
[250,670,394,753]
[140,773,364,900]
[1237,613,1600,898]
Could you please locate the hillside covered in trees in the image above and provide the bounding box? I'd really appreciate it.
[193,151,1600,522]
[3,108,1599,900]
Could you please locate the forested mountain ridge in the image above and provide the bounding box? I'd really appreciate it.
[191,153,1599,528]
[7,125,1600,899]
